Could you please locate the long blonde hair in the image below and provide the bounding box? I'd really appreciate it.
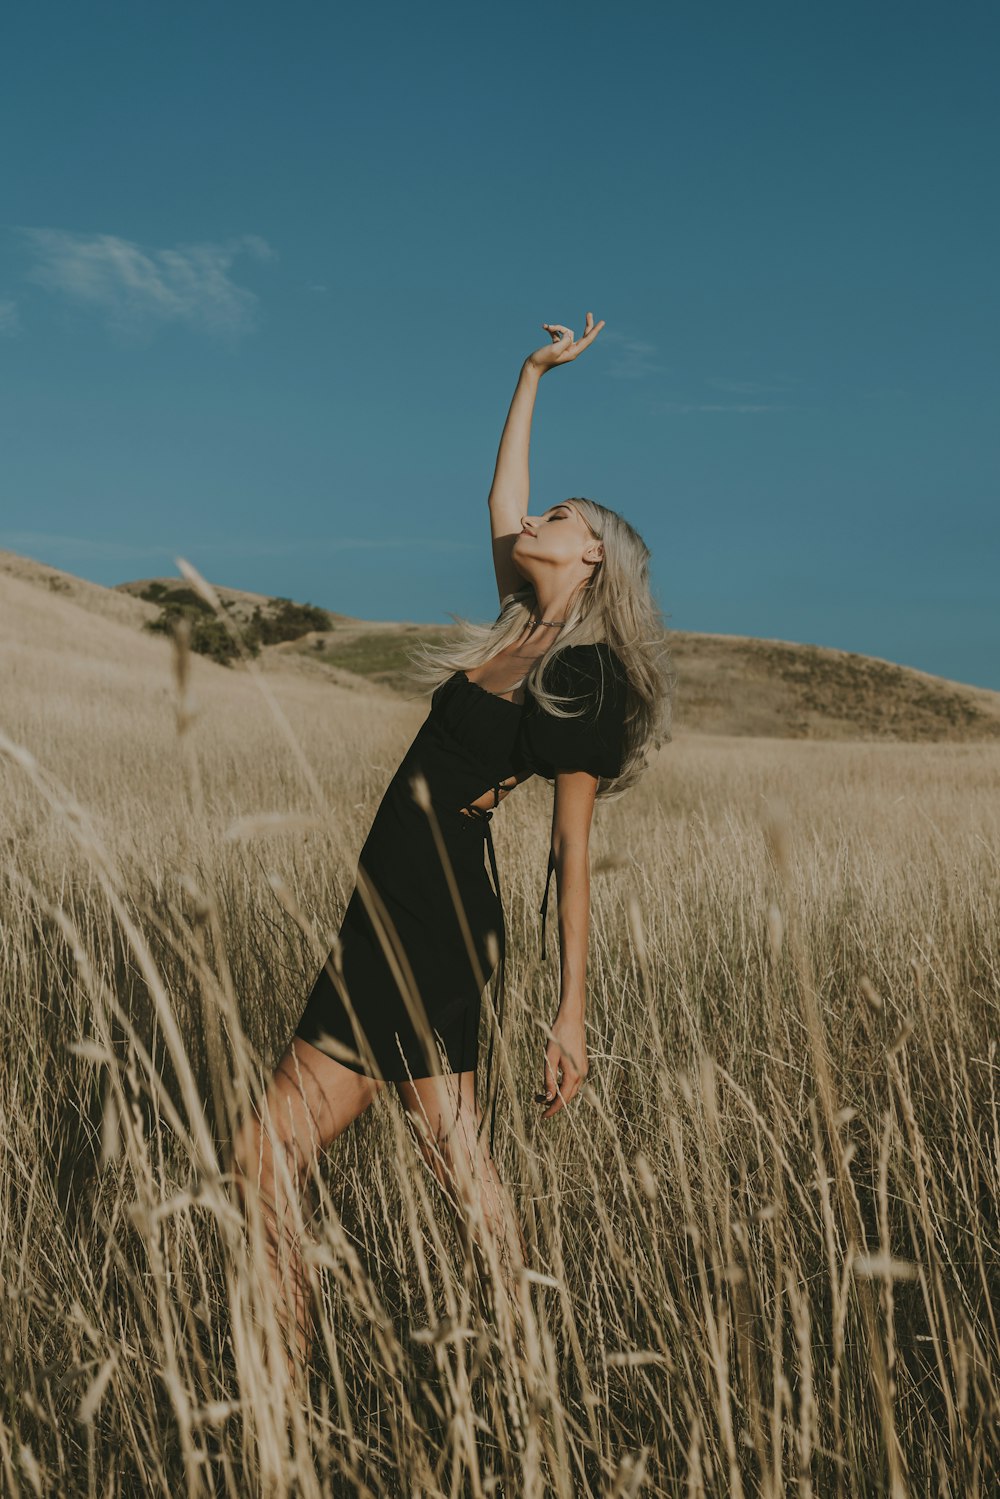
[405,497,675,799]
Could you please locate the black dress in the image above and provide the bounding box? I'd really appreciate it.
[292,641,630,1150]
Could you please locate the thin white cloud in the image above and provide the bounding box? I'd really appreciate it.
[1,532,478,565]
[705,377,796,394]
[659,400,792,413]
[13,227,277,338]
[0,298,19,335]
[1,533,190,564]
[598,329,666,381]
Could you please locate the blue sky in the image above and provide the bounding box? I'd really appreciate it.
[2,1,997,690]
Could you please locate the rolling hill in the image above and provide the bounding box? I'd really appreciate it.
[1,547,997,742]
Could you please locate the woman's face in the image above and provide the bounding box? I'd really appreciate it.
[512,502,602,570]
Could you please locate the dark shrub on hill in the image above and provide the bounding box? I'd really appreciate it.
[142,592,329,666]
[138,584,213,612]
[250,598,331,644]
[143,600,260,666]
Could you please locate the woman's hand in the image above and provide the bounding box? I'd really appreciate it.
[535,1008,589,1120]
[526,312,606,374]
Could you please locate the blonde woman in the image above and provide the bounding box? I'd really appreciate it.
[231,313,673,1382]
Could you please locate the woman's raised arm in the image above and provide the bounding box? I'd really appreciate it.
[488,359,542,604]
[487,315,606,607]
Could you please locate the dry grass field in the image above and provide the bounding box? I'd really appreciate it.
[1,551,998,1496]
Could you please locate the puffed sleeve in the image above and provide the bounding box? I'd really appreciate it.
[519,643,629,779]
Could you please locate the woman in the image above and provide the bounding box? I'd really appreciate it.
[231,313,673,1384]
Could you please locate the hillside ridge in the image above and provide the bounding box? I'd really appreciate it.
[1,547,997,742]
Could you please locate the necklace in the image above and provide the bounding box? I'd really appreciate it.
[530,613,568,628]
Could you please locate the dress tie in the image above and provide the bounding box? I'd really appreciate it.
[479,805,506,1155]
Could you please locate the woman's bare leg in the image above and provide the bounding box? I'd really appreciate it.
[228,1037,384,1387]
[395,1070,530,1343]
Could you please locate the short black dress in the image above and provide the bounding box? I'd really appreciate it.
[292,641,630,1149]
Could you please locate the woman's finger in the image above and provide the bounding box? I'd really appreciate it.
[557,1079,578,1110]
[540,1066,567,1117]
[540,1068,580,1119]
[536,1046,561,1105]
[578,319,605,347]
[536,1051,586,1119]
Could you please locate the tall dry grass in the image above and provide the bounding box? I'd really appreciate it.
[1,563,998,1496]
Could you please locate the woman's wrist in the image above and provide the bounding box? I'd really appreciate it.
[557,989,585,1021]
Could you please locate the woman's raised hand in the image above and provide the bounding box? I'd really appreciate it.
[526,312,606,373]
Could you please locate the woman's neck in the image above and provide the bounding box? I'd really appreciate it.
[529,582,579,630]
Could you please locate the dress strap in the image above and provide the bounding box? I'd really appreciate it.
[479,816,506,1156]
[539,847,556,959]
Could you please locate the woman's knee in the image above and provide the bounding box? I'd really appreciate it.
[410,1101,499,1219]
[230,1090,310,1204]
[231,1041,383,1203]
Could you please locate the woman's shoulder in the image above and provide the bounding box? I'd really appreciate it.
[517,640,629,779]
[551,639,623,665]
[551,641,628,689]
[531,643,630,726]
